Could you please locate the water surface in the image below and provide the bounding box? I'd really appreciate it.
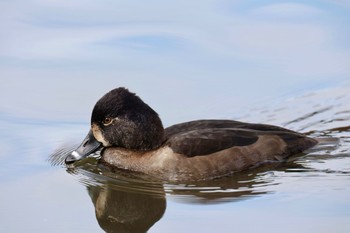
[1,1,350,232]
[1,83,350,233]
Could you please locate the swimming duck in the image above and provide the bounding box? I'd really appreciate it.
[65,87,317,181]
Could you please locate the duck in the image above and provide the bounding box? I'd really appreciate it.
[65,87,317,181]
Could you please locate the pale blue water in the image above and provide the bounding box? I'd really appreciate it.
[1,1,350,232]
[1,82,349,233]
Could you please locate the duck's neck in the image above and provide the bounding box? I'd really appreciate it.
[121,112,165,152]
[138,118,165,151]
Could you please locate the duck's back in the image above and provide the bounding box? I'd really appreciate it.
[164,119,296,137]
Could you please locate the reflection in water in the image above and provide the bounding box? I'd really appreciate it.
[87,181,166,233]
[49,148,314,232]
[65,163,166,233]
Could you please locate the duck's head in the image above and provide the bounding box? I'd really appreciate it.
[65,87,164,164]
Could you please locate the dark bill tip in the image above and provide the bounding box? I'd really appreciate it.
[65,151,83,164]
[65,130,102,164]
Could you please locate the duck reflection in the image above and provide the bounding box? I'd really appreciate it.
[63,160,167,233]
[87,181,166,233]
[49,148,308,232]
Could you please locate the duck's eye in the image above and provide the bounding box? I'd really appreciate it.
[102,117,113,126]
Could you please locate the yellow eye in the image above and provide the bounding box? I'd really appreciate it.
[103,117,113,125]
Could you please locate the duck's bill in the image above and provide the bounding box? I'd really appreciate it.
[65,129,102,164]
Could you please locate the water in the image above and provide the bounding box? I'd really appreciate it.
[1,83,349,233]
[1,1,350,232]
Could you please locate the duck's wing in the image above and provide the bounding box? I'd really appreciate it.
[165,126,317,158]
[165,128,259,157]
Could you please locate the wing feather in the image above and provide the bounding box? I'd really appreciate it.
[164,120,315,157]
[165,128,258,157]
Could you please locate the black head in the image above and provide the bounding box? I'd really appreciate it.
[90,87,164,150]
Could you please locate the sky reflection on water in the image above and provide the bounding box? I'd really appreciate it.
[1,0,350,125]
